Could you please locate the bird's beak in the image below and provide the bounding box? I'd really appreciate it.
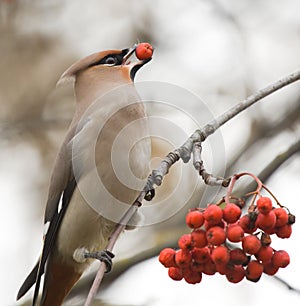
[122,44,137,65]
[122,44,152,67]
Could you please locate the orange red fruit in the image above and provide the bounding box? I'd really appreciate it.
[135,43,153,60]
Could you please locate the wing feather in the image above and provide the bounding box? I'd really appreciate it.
[17,123,84,303]
[32,178,77,305]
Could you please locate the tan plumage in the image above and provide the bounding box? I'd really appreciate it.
[17,45,152,306]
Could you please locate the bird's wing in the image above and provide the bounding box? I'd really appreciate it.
[17,122,89,304]
[31,179,77,305]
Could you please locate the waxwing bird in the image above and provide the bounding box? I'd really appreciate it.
[17,44,153,306]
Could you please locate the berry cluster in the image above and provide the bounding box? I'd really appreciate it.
[159,196,295,284]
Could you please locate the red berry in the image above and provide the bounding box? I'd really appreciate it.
[183,269,202,284]
[159,248,176,267]
[211,245,230,265]
[272,250,290,268]
[246,260,264,282]
[223,203,241,223]
[191,229,207,248]
[263,262,279,275]
[239,214,257,234]
[204,219,225,230]
[191,261,205,272]
[215,263,228,275]
[262,226,276,235]
[275,224,292,238]
[192,247,210,263]
[203,204,223,225]
[229,248,249,266]
[206,226,226,246]
[256,211,276,231]
[186,210,204,229]
[135,42,153,60]
[257,197,273,214]
[242,235,261,255]
[273,208,289,227]
[175,249,192,268]
[202,259,217,275]
[178,234,193,250]
[168,267,183,281]
[227,224,244,242]
[225,265,245,283]
[255,246,274,263]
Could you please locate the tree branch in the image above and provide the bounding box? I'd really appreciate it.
[202,70,300,139]
[273,275,300,294]
[84,196,145,306]
[147,69,300,191]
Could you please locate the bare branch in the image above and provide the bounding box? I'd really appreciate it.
[273,275,300,294]
[193,141,231,186]
[152,70,300,186]
[84,197,144,306]
[202,70,300,139]
[150,151,180,186]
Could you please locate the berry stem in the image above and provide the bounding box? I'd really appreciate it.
[225,175,237,205]
[225,172,263,208]
[248,193,258,213]
[262,184,283,208]
[235,172,263,192]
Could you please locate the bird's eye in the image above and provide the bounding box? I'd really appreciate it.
[105,57,117,66]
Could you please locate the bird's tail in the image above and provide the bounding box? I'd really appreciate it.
[17,260,40,301]
[40,256,81,306]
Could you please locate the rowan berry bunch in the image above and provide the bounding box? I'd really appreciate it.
[159,172,295,285]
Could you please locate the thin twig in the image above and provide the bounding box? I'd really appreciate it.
[84,194,144,306]
[193,141,231,186]
[201,70,300,139]
[272,275,300,294]
[147,70,300,188]
[84,70,300,305]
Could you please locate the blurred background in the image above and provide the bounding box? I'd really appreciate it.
[1,0,300,305]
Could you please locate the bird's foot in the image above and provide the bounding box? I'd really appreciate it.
[84,249,115,273]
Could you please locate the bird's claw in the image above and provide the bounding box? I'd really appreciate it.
[84,249,115,273]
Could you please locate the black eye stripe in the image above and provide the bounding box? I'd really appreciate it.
[103,54,123,65]
[91,49,129,67]
[105,57,118,65]
[91,54,122,66]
